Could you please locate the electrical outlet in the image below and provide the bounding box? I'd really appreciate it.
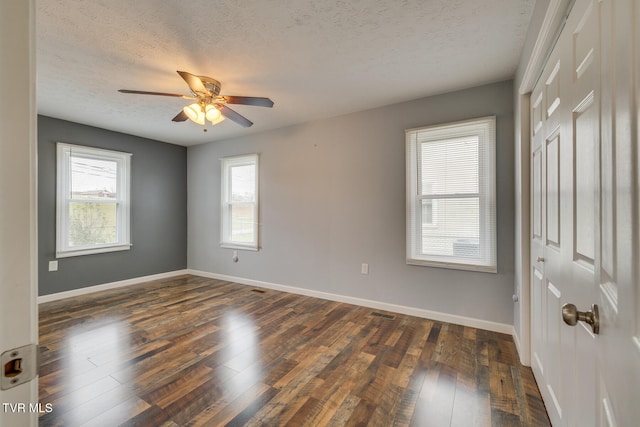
[48,260,58,272]
[361,263,369,275]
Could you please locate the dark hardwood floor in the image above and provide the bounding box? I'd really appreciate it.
[38,275,549,426]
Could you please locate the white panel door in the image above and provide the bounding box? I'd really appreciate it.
[530,35,569,425]
[0,0,39,426]
[530,0,640,425]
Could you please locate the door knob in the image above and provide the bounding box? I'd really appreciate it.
[562,303,599,334]
[537,256,545,262]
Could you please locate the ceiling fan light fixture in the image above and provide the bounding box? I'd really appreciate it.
[205,104,224,125]
[119,71,273,129]
[183,103,205,125]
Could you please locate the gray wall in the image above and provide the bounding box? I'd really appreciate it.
[188,80,516,325]
[38,116,187,295]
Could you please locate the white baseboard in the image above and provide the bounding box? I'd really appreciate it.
[38,268,514,336]
[188,269,514,335]
[37,269,190,304]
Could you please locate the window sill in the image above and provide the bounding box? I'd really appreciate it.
[56,244,131,258]
[407,258,497,273]
[220,243,259,251]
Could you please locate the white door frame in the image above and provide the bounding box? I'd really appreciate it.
[0,0,39,426]
[514,0,573,366]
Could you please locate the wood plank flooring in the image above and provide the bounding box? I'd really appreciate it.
[38,275,550,426]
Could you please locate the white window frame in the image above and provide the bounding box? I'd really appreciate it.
[220,154,259,250]
[406,116,497,273]
[56,143,132,258]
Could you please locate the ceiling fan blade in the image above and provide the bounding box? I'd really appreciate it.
[172,110,188,122]
[221,96,274,108]
[177,70,208,95]
[118,89,194,99]
[219,105,253,127]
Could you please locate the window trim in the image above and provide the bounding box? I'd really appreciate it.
[56,143,132,258]
[406,116,497,273]
[220,153,260,251]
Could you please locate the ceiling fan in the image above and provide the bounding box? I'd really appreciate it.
[118,71,274,128]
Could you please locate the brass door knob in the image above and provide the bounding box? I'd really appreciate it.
[562,303,599,334]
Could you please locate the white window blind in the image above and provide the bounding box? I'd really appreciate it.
[221,154,259,250]
[406,116,496,272]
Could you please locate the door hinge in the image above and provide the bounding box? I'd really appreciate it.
[1,344,39,390]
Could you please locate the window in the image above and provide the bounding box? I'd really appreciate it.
[56,143,131,258]
[406,116,496,272]
[221,154,259,250]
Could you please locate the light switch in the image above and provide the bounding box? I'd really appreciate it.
[48,260,58,272]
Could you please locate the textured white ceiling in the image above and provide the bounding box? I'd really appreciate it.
[37,0,535,146]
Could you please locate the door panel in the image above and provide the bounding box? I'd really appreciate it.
[532,92,544,137]
[545,280,564,420]
[532,267,545,375]
[532,147,543,240]
[573,2,596,82]
[598,0,616,290]
[545,61,562,125]
[545,132,560,247]
[573,93,597,264]
[575,324,598,424]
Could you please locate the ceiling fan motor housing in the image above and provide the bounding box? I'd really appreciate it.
[198,76,222,97]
